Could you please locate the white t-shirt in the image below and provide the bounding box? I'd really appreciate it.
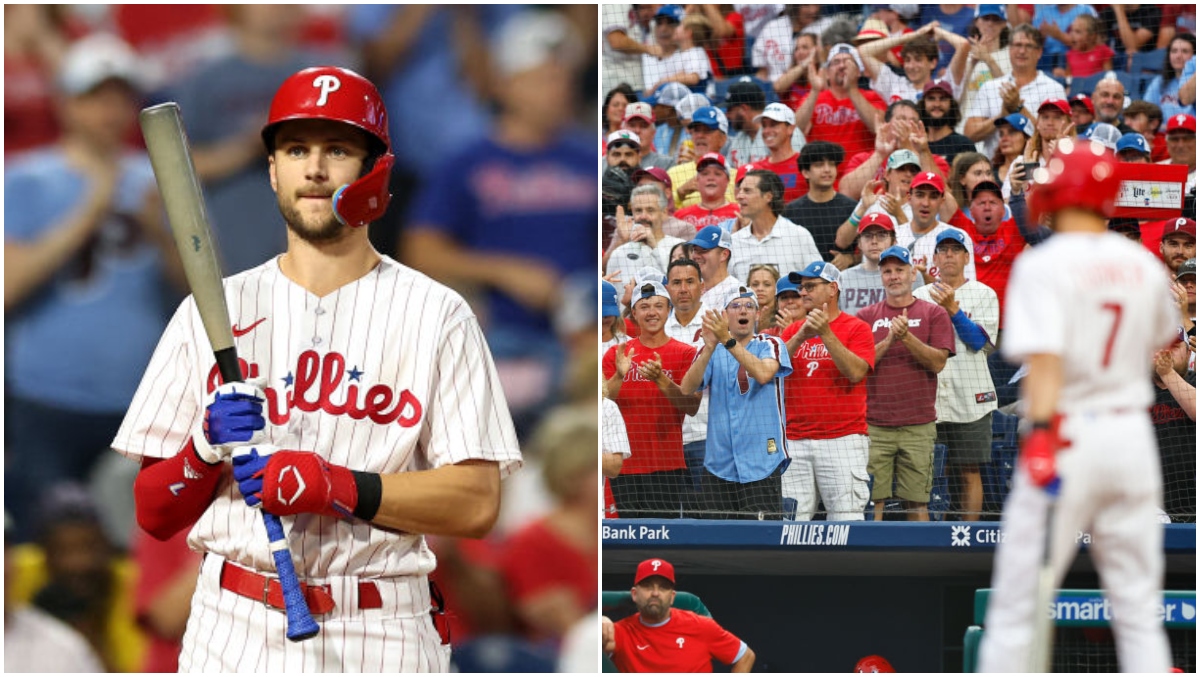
[602,4,650,92]
[955,47,1012,135]
[966,70,1065,158]
[701,273,743,310]
[4,606,104,673]
[752,15,793,82]
[914,280,1000,422]
[643,47,711,93]
[1003,232,1178,415]
[666,305,710,444]
[895,220,978,283]
[728,215,823,284]
[605,235,685,289]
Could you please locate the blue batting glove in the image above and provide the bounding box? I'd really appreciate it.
[232,445,276,509]
[203,382,266,446]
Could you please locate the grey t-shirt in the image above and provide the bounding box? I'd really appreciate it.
[838,263,923,316]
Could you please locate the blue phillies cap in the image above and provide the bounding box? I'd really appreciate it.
[995,112,1034,137]
[645,82,691,108]
[776,276,801,296]
[1116,132,1150,155]
[689,106,729,134]
[975,4,1006,19]
[934,227,969,251]
[688,225,733,250]
[602,280,619,317]
[655,4,685,23]
[879,245,912,266]
[789,260,841,284]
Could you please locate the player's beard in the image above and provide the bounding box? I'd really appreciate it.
[279,196,347,244]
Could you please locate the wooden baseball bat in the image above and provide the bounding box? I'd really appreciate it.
[139,102,319,642]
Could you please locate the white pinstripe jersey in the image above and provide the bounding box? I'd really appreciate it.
[113,256,522,578]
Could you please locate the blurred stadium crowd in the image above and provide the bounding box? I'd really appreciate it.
[601,5,1195,526]
[5,4,598,672]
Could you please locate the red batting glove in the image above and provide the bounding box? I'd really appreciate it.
[1020,417,1068,490]
[261,451,359,520]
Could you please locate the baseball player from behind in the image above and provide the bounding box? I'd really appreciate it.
[977,139,1177,672]
[602,558,755,673]
[112,67,522,672]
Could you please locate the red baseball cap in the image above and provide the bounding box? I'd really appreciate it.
[909,170,945,194]
[922,79,954,98]
[735,162,758,185]
[858,212,895,233]
[1038,99,1070,116]
[1165,217,1196,240]
[1069,93,1094,115]
[1166,113,1197,134]
[696,152,727,172]
[634,558,676,585]
[631,166,674,193]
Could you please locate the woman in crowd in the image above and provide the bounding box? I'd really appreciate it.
[1143,34,1197,124]
[991,114,1032,199]
[746,264,781,335]
[603,84,637,146]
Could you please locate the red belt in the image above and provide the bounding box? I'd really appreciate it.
[219,560,382,615]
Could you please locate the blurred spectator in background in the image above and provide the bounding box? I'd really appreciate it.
[1143,35,1197,124]
[623,102,673,170]
[606,129,642,172]
[964,23,1065,160]
[1062,13,1114,79]
[1032,4,1099,73]
[647,81,693,159]
[1160,114,1197,196]
[603,83,638,141]
[499,407,598,643]
[776,32,819,109]
[402,10,593,432]
[670,106,732,209]
[1152,339,1196,523]
[919,4,977,75]
[1123,100,1170,161]
[4,5,76,156]
[132,529,198,672]
[602,4,657,95]
[689,225,742,310]
[920,79,977,168]
[951,6,1011,126]
[5,511,104,672]
[858,26,943,105]
[1097,4,1161,69]
[870,4,921,69]
[838,102,945,204]
[166,5,342,275]
[751,4,792,83]
[992,113,1032,197]
[725,79,807,170]
[641,5,711,98]
[1070,93,1096,134]
[747,265,782,335]
[675,152,741,230]
[1091,77,1134,132]
[4,34,184,543]
[729,169,822,284]
[605,185,685,289]
[697,4,749,79]
[796,43,886,163]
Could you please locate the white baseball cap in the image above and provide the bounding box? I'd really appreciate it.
[825,43,865,72]
[753,102,796,126]
[675,93,711,123]
[492,11,581,77]
[57,33,144,95]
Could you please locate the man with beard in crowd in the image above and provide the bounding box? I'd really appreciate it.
[606,129,641,172]
[919,79,976,167]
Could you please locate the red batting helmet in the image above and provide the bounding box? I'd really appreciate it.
[262,66,394,228]
[854,655,895,672]
[1026,138,1121,225]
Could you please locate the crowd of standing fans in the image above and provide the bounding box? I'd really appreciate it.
[602,3,1196,525]
[5,5,599,672]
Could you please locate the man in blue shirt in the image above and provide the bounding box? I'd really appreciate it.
[681,287,792,520]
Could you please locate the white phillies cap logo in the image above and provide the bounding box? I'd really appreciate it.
[925,172,935,180]
[313,74,341,106]
[1178,115,1187,125]
[1177,218,1189,230]
[651,559,662,570]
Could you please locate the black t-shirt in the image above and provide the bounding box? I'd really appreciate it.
[782,192,858,261]
[1099,5,1162,55]
[1152,370,1196,523]
[928,133,979,169]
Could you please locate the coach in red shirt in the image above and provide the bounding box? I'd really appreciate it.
[603,558,755,673]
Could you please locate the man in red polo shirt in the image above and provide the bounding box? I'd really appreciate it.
[602,558,755,673]
[795,43,887,164]
[675,153,741,230]
[603,282,702,518]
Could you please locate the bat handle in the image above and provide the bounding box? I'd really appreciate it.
[263,513,321,641]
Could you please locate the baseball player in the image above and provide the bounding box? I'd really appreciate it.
[601,558,755,672]
[978,139,1177,672]
[113,67,522,672]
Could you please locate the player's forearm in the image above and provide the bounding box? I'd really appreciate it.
[823,334,870,383]
[1020,353,1064,423]
[133,439,225,541]
[372,459,501,538]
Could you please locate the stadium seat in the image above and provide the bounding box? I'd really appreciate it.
[991,411,1018,449]
[1068,72,1106,99]
[929,444,950,521]
[983,412,1020,514]
[987,351,1022,408]
[782,496,798,520]
[1115,71,1147,100]
[1130,48,1167,74]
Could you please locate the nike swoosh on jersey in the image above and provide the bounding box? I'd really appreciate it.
[232,318,267,337]
[637,645,649,651]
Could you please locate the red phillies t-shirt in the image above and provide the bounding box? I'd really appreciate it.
[755,153,808,202]
[612,609,744,673]
[800,89,887,161]
[603,338,697,473]
[676,202,741,230]
[780,313,876,439]
[952,213,1026,326]
[713,11,746,76]
[499,519,596,637]
[856,299,955,427]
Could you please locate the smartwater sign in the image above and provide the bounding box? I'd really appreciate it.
[974,589,1196,628]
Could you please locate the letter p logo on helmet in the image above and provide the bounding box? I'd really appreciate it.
[313,74,341,107]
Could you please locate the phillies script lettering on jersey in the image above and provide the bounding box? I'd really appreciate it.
[624,368,681,384]
[797,340,830,361]
[871,317,922,333]
[206,352,422,427]
[813,104,863,126]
